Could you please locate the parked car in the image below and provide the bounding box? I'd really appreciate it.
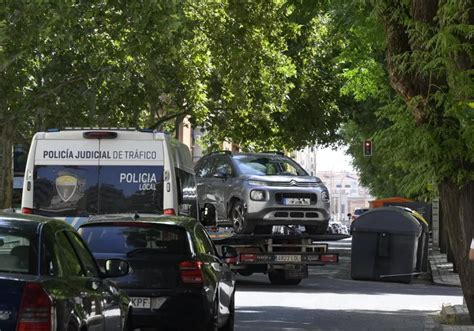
[0,212,131,331]
[78,214,236,331]
[195,151,330,234]
[352,208,370,222]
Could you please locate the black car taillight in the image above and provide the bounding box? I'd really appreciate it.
[17,282,53,331]
[178,260,203,285]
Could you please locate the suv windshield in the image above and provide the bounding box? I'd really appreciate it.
[233,155,308,176]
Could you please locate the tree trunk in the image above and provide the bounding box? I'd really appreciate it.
[0,126,13,209]
[439,180,474,322]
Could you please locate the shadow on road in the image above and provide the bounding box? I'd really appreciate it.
[235,275,463,297]
[235,306,435,330]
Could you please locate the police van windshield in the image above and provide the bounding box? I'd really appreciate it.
[33,165,164,217]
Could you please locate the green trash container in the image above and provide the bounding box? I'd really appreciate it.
[351,207,422,283]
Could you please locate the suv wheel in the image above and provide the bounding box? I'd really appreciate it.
[231,200,255,234]
[305,220,329,235]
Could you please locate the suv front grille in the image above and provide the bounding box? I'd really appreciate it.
[268,210,320,219]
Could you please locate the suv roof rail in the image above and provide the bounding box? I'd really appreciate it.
[207,150,232,156]
[260,151,284,155]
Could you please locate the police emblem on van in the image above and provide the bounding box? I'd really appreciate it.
[55,175,78,202]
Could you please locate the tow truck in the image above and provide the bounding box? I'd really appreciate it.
[207,226,348,285]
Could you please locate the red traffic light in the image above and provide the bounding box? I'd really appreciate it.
[363,139,373,156]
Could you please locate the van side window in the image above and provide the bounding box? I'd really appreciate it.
[175,167,198,219]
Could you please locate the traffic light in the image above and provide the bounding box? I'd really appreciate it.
[363,139,373,156]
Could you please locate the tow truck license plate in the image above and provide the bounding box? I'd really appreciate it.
[283,198,310,206]
[275,255,301,262]
[131,297,151,309]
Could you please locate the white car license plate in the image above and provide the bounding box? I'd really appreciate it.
[284,198,311,206]
[275,255,301,262]
[131,297,151,309]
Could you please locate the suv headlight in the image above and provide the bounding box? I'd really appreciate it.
[250,190,266,201]
[248,180,267,186]
[321,189,330,202]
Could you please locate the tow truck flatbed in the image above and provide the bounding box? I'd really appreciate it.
[211,233,350,244]
[207,228,348,285]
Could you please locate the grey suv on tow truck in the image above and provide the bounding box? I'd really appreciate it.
[195,151,330,234]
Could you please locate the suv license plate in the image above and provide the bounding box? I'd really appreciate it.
[276,255,301,262]
[131,297,151,309]
[284,198,311,206]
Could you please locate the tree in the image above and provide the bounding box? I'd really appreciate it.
[334,0,474,319]
[375,1,473,319]
[186,0,345,151]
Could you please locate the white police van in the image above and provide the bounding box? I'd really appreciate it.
[21,128,198,227]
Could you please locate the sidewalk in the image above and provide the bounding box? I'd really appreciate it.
[425,247,474,330]
[429,248,461,287]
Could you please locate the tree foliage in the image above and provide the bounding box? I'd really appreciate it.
[332,0,473,319]
[1,0,346,152]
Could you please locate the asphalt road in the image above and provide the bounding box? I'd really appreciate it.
[234,238,463,331]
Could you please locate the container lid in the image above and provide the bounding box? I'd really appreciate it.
[351,206,422,236]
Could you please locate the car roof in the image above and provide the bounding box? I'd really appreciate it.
[231,153,289,158]
[201,151,287,159]
[79,214,198,230]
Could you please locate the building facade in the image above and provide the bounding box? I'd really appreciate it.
[294,146,373,224]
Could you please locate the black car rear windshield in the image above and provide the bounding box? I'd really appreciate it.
[33,165,164,217]
[79,223,189,255]
[233,155,308,176]
[0,227,37,275]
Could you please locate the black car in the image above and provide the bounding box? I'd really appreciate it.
[79,215,236,331]
[0,212,132,331]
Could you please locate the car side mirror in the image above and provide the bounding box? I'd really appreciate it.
[213,172,227,179]
[104,259,129,277]
[221,245,238,264]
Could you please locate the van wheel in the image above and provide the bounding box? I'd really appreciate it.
[305,220,329,235]
[231,201,255,234]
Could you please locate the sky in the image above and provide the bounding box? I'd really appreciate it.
[316,147,356,173]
